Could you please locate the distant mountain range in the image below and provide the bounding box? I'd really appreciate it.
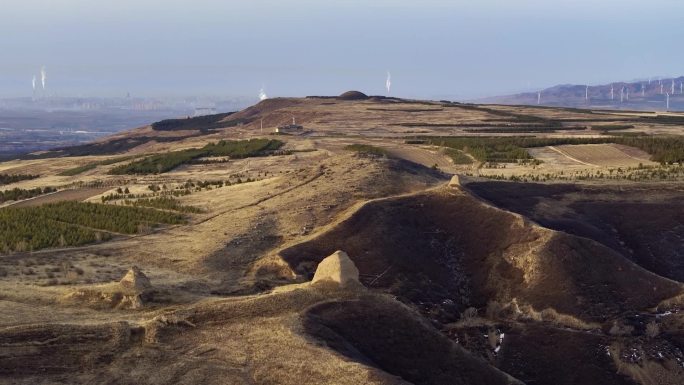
[481,76,684,111]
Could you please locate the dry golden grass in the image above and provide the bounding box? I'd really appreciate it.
[549,143,656,167]
[2,97,684,384]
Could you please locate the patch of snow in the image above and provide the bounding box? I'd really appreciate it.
[656,311,673,318]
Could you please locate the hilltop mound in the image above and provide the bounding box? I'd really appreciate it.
[338,91,369,100]
[233,98,307,120]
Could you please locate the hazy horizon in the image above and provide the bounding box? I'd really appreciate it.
[2,0,684,100]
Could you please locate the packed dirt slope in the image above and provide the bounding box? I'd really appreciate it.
[278,182,684,385]
[279,184,681,323]
[0,277,520,385]
[466,181,684,283]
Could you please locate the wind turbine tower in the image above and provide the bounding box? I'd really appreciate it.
[672,80,676,95]
[666,93,670,110]
[620,87,624,103]
[610,85,614,100]
[642,83,645,97]
[385,72,391,95]
[537,91,541,105]
[40,66,46,91]
[585,85,589,101]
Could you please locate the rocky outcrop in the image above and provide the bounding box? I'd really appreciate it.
[120,266,152,293]
[62,266,153,310]
[113,266,153,309]
[312,251,360,288]
[449,174,461,187]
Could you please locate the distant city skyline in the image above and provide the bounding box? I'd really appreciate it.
[2,0,684,99]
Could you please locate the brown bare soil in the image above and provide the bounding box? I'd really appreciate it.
[495,324,636,385]
[304,295,519,385]
[466,181,684,282]
[279,186,681,322]
[280,183,684,385]
[550,144,655,167]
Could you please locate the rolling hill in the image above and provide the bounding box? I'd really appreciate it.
[1,93,683,385]
[482,76,684,111]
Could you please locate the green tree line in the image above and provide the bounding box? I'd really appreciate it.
[109,139,283,175]
[151,112,241,131]
[0,187,57,204]
[0,201,186,253]
[420,135,684,164]
[125,197,203,213]
[0,174,39,185]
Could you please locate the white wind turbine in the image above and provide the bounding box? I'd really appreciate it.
[40,66,46,90]
[666,93,670,110]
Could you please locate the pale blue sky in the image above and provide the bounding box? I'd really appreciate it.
[1,0,683,99]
